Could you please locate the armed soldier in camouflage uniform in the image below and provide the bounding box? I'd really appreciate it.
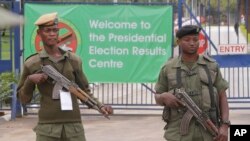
[154,25,230,141]
[17,12,113,141]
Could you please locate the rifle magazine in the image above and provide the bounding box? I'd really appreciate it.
[162,106,171,123]
[180,110,193,135]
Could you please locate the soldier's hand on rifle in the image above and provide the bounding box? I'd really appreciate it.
[100,105,113,116]
[158,92,183,108]
[28,73,48,84]
[214,124,228,141]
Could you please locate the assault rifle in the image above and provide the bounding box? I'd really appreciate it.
[41,65,109,119]
[174,88,218,137]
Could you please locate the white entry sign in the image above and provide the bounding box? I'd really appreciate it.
[218,44,247,55]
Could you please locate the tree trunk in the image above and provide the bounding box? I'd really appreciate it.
[239,0,245,16]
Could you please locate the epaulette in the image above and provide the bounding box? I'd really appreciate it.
[203,54,215,62]
[59,45,72,52]
[25,53,38,61]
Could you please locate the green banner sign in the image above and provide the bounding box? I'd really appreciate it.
[24,4,173,83]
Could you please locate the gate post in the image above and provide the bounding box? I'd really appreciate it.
[13,1,21,73]
[178,0,183,28]
[11,0,22,119]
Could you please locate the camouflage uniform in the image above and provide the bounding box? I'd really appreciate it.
[155,55,229,141]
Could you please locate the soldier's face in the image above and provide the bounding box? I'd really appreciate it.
[178,35,199,55]
[37,25,59,47]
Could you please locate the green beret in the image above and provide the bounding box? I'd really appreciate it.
[176,25,201,38]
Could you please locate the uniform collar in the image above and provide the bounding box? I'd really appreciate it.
[173,55,207,68]
[39,48,69,59]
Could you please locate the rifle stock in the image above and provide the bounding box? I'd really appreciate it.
[175,88,219,137]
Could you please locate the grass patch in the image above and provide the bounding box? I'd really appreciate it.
[0,30,12,60]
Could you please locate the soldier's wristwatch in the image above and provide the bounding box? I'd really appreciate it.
[221,120,231,126]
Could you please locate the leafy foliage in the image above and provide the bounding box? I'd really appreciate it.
[209,0,237,12]
[0,72,17,102]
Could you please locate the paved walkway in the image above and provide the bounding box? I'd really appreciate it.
[0,110,250,141]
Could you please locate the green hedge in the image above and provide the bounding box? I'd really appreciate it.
[0,72,17,103]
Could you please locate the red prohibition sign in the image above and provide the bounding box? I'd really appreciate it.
[197,32,208,54]
[34,22,78,53]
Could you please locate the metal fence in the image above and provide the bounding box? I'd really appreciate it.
[222,67,250,109]
[2,1,250,118]
[0,1,14,73]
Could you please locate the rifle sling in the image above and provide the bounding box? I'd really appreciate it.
[202,65,219,125]
[202,65,216,109]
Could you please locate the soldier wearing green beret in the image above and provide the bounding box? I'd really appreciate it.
[17,12,113,141]
[154,25,230,141]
